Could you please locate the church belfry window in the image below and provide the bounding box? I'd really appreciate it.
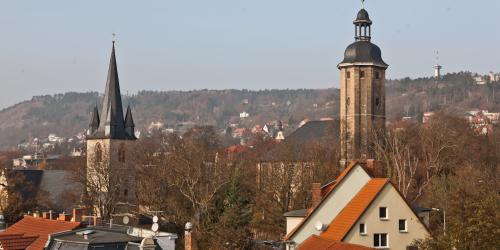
[375,71,380,79]
[346,71,351,79]
[360,70,365,78]
[95,143,103,163]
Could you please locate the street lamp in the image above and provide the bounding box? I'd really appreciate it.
[432,208,446,236]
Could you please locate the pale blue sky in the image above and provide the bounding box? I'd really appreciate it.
[0,0,498,108]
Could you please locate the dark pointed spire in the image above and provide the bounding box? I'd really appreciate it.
[87,41,135,140]
[124,105,136,138]
[97,42,126,138]
[88,104,100,134]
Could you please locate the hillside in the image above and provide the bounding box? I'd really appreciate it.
[0,71,497,149]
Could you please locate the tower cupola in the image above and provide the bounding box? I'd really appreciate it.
[354,9,372,41]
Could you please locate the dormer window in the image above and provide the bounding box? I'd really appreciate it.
[379,207,388,220]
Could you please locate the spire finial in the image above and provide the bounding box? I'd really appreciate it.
[361,0,365,8]
[112,33,116,45]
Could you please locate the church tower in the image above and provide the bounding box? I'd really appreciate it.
[86,42,137,212]
[338,8,388,167]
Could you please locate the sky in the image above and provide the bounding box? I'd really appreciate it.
[0,0,499,109]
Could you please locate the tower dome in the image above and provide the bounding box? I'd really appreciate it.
[338,8,388,68]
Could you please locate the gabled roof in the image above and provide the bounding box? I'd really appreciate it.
[320,179,389,241]
[298,235,374,250]
[0,216,82,250]
[284,161,361,240]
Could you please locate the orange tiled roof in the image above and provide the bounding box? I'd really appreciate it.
[0,216,82,250]
[298,235,374,250]
[320,179,389,241]
[0,234,38,250]
[284,160,361,240]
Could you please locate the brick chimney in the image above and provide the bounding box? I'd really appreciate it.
[58,212,72,221]
[365,159,386,178]
[311,183,322,208]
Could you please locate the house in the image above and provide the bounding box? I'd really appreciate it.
[240,112,250,118]
[465,110,500,135]
[422,112,435,124]
[0,215,82,250]
[283,160,429,250]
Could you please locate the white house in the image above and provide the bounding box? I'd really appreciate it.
[284,160,430,250]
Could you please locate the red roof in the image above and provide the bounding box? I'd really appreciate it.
[0,216,82,250]
[0,234,38,250]
[298,235,374,250]
[321,179,388,241]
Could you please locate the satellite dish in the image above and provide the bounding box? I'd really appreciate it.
[151,222,159,232]
[122,216,129,225]
[152,215,159,223]
[314,221,325,232]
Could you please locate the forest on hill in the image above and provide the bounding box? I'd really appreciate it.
[0,71,497,149]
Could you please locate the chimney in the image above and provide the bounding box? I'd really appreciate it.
[49,210,53,220]
[365,159,386,178]
[33,211,40,218]
[185,222,196,250]
[42,212,49,219]
[311,183,322,208]
[72,208,83,222]
[58,212,72,221]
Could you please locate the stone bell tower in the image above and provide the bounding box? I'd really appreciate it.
[338,8,388,167]
[86,41,137,212]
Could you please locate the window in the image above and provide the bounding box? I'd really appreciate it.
[360,71,365,78]
[347,97,351,106]
[399,219,407,232]
[95,143,102,163]
[375,97,380,107]
[375,71,380,79]
[359,223,366,235]
[346,71,351,79]
[379,207,388,220]
[374,233,388,248]
[124,189,128,198]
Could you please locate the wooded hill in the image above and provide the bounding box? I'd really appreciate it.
[0,71,497,149]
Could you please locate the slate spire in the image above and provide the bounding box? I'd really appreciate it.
[88,104,100,135]
[86,41,135,140]
[124,104,136,138]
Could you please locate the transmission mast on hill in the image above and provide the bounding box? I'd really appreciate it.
[434,50,443,79]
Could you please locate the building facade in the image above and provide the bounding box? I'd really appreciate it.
[86,42,137,213]
[338,9,388,167]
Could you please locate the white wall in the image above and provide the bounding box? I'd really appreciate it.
[343,184,429,250]
[290,165,371,245]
